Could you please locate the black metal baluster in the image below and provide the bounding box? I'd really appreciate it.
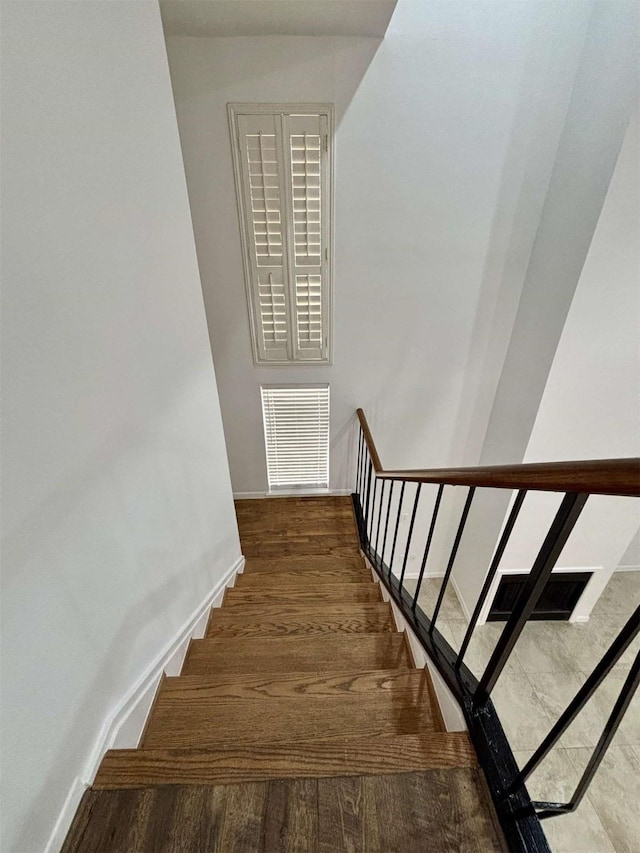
[364,457,373,545]
[457,490,527,669]
[535,648,640,819]
[511,605,639,795]
[374,480,386,563]
[356,428,364,500]
[412,484,444,611]
[369,474,378,545]
[399,484,422,590]
[475,491,589,701]
[389,481,406,579]
[430,487,475,632]
[381,480,394,570]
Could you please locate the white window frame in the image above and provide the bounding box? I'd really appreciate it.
[228,103,334,366]
[260,384,330,492]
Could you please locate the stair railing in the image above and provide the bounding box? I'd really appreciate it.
[353,408,639,853]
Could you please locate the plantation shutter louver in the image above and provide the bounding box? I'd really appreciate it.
[261,385,330,489]
[230,106,332,365]
[285,113,327,362]
[236,113,291,363]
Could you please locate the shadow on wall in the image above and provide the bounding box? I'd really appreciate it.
[166,34,383,125]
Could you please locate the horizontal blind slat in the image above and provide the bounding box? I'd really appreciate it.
[261,385,330,490]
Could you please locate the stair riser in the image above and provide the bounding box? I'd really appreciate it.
[237,519,357,535]
[243,556,365,574]
[142,697,438,750]
[182,635,413,676]
[234,570,371,588]
[158,670,428,701]
[242,542,360,558]
[223,587,381,606]
[206,612,394,639]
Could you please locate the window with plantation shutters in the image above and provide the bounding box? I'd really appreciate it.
[229,105,333,365]
[261,385,330,489]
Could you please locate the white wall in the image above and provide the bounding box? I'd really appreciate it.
[499,113,640,577]
[432,0,639,616]
[1,3,240,851]
[619,529,640,572]
[166,0,565,495]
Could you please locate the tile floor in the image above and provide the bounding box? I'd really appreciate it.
[406,572,640,853]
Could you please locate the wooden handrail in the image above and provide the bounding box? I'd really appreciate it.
[356,409,640,497]
[357,408,383,473]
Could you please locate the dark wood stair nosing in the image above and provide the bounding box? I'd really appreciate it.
[94,732,477,789]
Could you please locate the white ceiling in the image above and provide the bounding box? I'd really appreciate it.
[159,0,398,38]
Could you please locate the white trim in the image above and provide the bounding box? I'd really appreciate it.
[569,566,612,623]
[364,557,466,732]
[233,489,352,499]
[228,102,334,366]
[616,564,640,572]
[382,568,472,623]
[476,563,607,626]
[43,777,87,853]
[401,569,446,581]
[450,575,473,623]
[45,555,244,853]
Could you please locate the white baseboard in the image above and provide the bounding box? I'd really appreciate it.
[449,575,472,623]
[44,776,87,853]
[398,569,445,581]
[44,554,244,853]
[233,489,352,499]
[233,490,269,499]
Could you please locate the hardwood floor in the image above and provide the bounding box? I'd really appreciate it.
[64,496,504,851]
[64,770,505,852]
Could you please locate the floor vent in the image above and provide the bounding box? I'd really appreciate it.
[488,572,592,621]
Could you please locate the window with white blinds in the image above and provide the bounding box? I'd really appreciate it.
[261,385,330,489]
[229,104,333,365]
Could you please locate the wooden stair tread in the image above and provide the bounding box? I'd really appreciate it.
[234,569,372,588]
[94,733,476,789]
[206,604,395,638]
[243,554,366,573]
[183,633,413,676]
[158,669,429,701]
[223,584,381,605]
[242,540,360,558]
[142,686,440,749]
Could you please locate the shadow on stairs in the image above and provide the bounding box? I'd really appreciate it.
[62,496,506,852]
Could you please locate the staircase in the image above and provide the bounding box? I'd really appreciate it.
[63,496,506,851]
